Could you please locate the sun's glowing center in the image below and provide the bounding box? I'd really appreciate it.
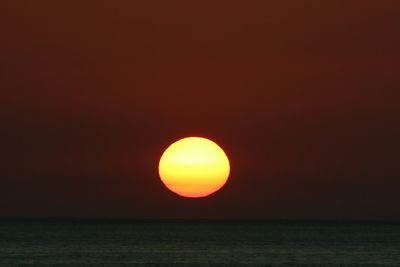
[158,137,230,198]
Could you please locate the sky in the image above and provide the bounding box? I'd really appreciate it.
[0,1,399,219]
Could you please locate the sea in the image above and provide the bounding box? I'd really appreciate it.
[0,220,399,266]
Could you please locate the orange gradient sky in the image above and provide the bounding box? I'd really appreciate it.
[0,1,399,219]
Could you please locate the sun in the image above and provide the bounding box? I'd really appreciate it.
[158,137,230,198]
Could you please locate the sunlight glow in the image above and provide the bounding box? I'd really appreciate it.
[159,137,230,198]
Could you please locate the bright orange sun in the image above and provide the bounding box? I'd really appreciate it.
[158,137,230,198]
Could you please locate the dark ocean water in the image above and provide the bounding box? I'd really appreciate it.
[0,221,399,266]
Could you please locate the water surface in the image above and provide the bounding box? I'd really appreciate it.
[1,221,399,266]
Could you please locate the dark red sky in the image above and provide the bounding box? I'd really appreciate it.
[1,1,399,219]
